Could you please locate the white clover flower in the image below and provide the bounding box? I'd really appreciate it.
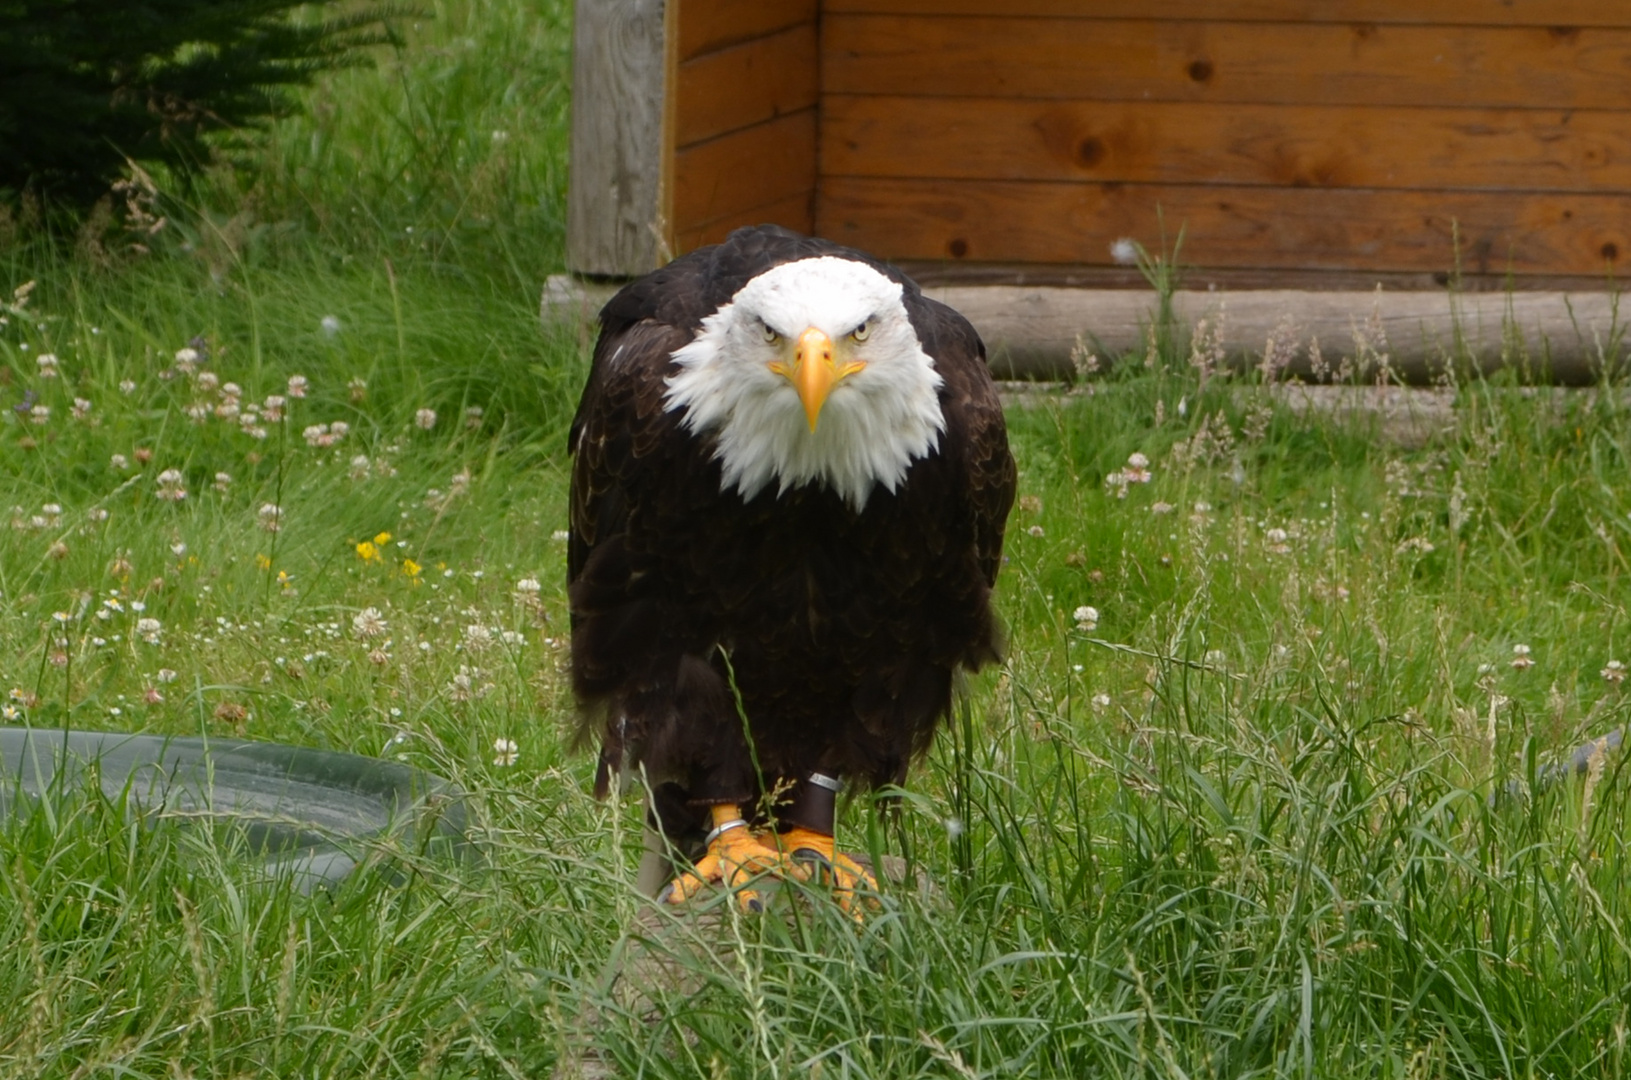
[196,371,219,393]
[1151,501,1175,514]
[463,624,493,650]
[1090,692,1112,709]
[1027,525,1045,538]
[155,469,187,502]
[1510,643,1534,670]
[36,353,58,377]
[287,374,309,398]
[1603,660,1626,684]
[110,453,129,470]
[492,737,519,766]
[213,472,232,493]
[352,607,388,638]
[136,617,162,644]
[450,670,474,701]
[1073,605,1099,631]
[320,315,341,337]
[1265,527,1291,554]
[414,408,438,430]
[515,577,542,595]
[156,668,177,683]
[174,347,199,371]
[329,420,349,439]
[349,454,371,479]
[551,530,571,542]
[220,381,241,400]
[1123,452,1152,484]
[29,404,49,425]
[119,379,136,395]
[71,398,91,420]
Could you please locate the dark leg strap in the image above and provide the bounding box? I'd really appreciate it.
[782,772,843,836]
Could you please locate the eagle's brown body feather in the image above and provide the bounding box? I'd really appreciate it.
[567,227,1015,841]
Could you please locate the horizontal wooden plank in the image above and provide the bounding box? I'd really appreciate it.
[676,23,818,147]
[677,0,816,61]
[822,16,1631,109]
[674,110,817,236]
[816,177,1631,276]
[677,190,816,254]
[823,0,1631,28]
[821,97,1631,193]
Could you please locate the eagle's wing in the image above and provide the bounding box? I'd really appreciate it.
[567,318,690,605]
[913,295,1016,589]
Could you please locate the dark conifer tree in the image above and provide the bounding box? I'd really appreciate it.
[0,0,401,214]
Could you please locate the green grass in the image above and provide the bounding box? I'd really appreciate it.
[5,3,1631,1075]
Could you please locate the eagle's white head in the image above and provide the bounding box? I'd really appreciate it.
[663,256,945,510]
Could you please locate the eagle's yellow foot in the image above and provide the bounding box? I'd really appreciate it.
[661,807,781,913]
[778,826,879,915]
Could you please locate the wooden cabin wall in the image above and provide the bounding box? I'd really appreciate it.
[816,1,1631,281]
[670,0,820,252]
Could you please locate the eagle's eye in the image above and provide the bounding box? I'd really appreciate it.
[760,322,781,345]
[850,320,872,343]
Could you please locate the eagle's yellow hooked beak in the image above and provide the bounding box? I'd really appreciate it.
[770,327,866,432]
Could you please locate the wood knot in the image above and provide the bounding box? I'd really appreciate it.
[1187,58,1213,83]
[1602,241,1619,261]
[949,238,969,258]
[1076,136,1106,167]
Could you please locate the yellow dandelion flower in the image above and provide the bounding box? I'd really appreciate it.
[402,557,422,578]
[355,540,380,562]
[277,569,294,589]
[374,531,392,546]
[255,553,272,570]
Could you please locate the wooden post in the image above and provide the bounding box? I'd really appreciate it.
[566,0,675,278]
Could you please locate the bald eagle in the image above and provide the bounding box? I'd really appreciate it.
[568,225,1015,910]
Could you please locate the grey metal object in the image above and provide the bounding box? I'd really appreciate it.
[1495,727,1625,806]
[0,727,470,892]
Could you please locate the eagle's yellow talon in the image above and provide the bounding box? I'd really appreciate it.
[662,808,782,912]
[778,826,880,917]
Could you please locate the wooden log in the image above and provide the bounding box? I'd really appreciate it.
[677,0,817,61]
[821,96,1631,194]
[821,16,1631,110]
[566,0,673,277]
[816,176,1631,275]
[823,0,1631,27]
[675,190,814,254]
[928,286,1631,382]
[541,276,1629,382]
[676,23,819,147]
[673,110,817,241]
